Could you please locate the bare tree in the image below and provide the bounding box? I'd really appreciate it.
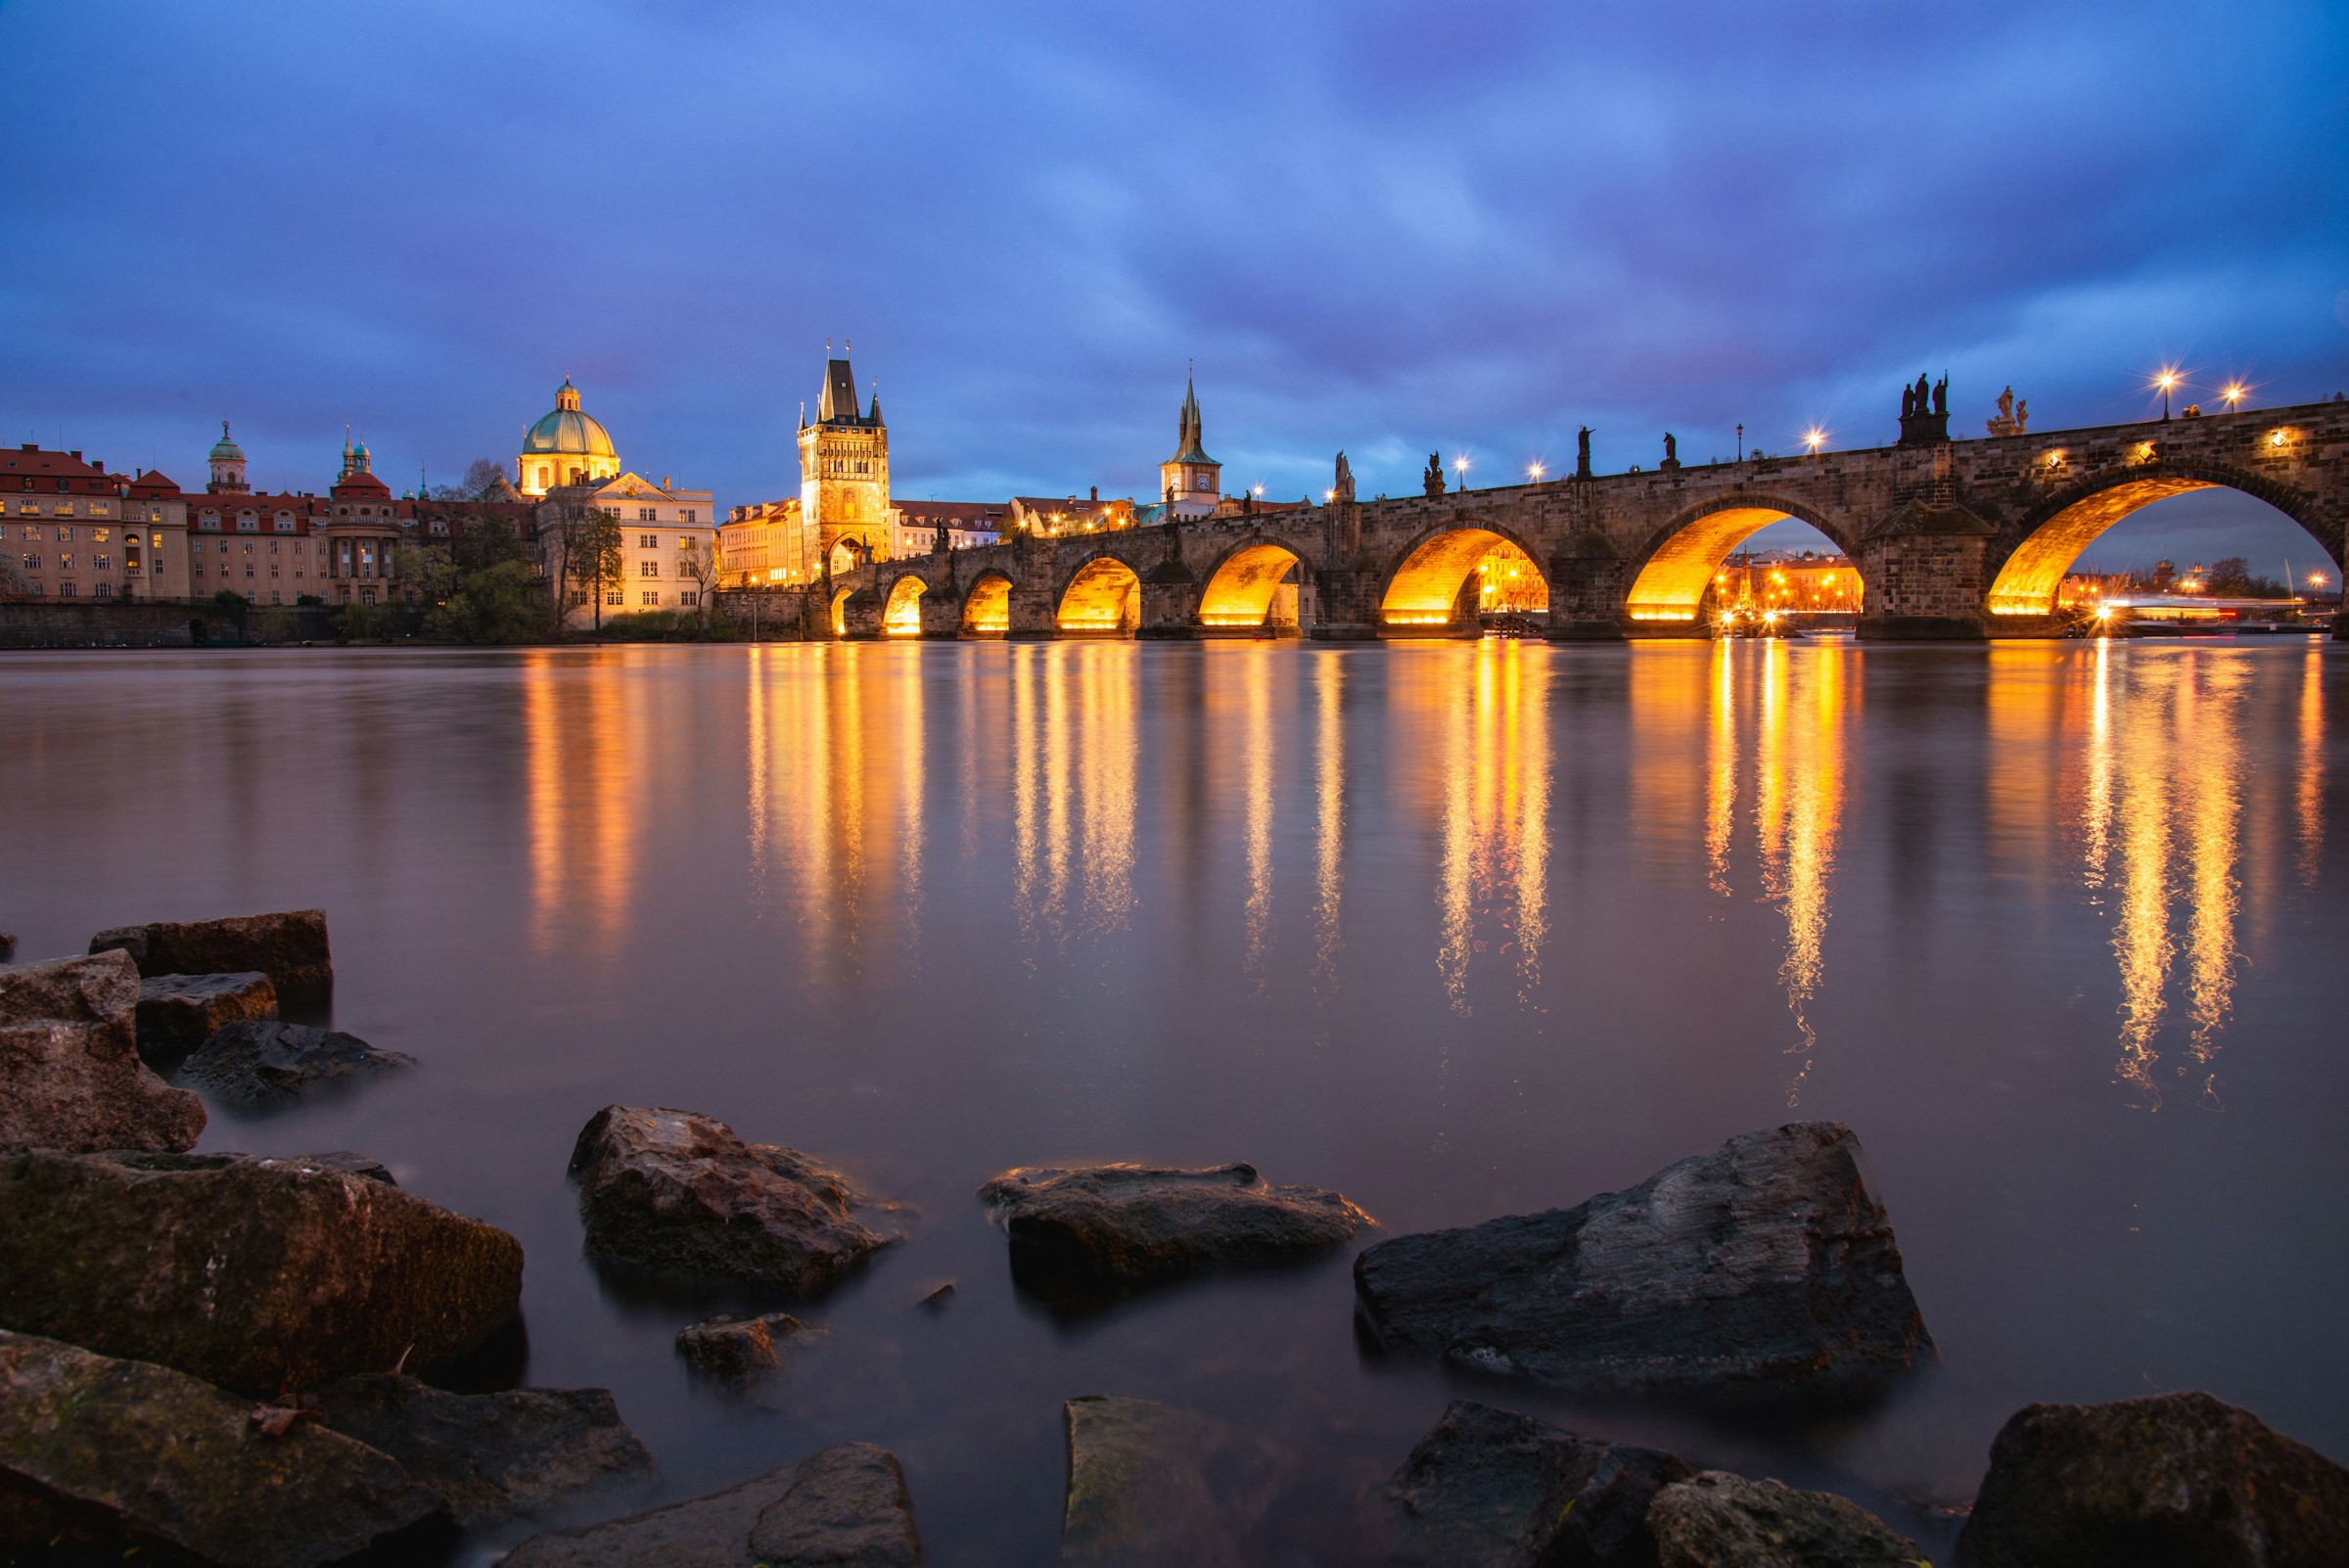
[677,535,724,626]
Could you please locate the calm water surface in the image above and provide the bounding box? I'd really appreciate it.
[5,638,2346,1563]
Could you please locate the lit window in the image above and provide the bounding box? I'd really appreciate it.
[92,529,109,543]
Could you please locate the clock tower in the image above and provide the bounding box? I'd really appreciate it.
[1158,375,1221,520]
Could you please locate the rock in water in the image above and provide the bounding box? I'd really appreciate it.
[135,970,279,1066]
[179,1019,418,1110]
[1385,1401,1696,1566]
[1954,1390,2349,1567]
[92,908,333,992]
[569,1105,899,1293]
[313,1373,654,1531]
[0,950,205,1154]
[0,1149,524,1398]
[502,1442,922,1567]
[676,1312,824,1382]
[1646,1471,1924,1567]
[1060,1395,1299,1567]
[978,1163,1369,1293]
[1353,1123,1931,1406]
[0,1328,449,1568]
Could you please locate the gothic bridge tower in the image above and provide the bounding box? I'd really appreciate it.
[799,345,893,573]
[1159,376,1221,520]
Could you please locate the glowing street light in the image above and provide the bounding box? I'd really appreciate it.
[1526,460,1545,482]
[2152,365,2182,421]
[1453,455,1471,487]
[1803,427,1826,454]
[2311,572,2331,590]
[2221,381,2248,410]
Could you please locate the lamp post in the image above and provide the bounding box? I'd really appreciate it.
[2222,382,2247,411]
[1736,423,1744,462]
[1454,455,1470,489]
[2155,368,2180,421]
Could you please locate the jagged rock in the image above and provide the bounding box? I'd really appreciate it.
[977,1162,1369,1293]
[136,970,278,1066]
[1953,1390,2349,1567]
[1646,1471,1923,1567]
[0,1328,449,1568]
[312,1373,654,1531]
[1060,1395,1300,1567]
[1385,1400,1696,1566]
[569,1105,898,1293]
[0,932,14,961]
[1354,1123,1931,1406]
[92,908,333,992]
[0,1148,523,1398]
[295,1149,398,1184]
[178,1020,417,1110]
[675,1312,824,1382]
[501,1442,922,1567]
[0,949,205,1154]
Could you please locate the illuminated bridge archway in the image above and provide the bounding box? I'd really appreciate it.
[828,585,852,637]
[882,576,926,636]
[1379,525,1547,629]
[1057,555,1139,634]
[961,572,1012,636]
[1625,499,1853,626]
[1200,540,1305,630]
[1987,462,2333,617]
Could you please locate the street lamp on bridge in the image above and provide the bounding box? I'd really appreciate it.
[1454,454,1471,488]
[2153,366,2182,421]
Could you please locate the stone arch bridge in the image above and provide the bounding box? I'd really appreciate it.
[787,399,2348,641]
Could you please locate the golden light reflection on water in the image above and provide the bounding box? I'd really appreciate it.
[524,650,639,958]
[1243,650,1275,983]
[1313,654,1344,987]
[1753,641,1848,1103]
[1012,645,1137,950]
[2300,643,2326,889]
[1396,640,1551,1015]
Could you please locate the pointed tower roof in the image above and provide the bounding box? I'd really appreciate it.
[868,386,884,426]
[816,352,861,425]
[1168,375,1215,465]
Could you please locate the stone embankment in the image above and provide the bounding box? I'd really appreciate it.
[4,912,2345,1563]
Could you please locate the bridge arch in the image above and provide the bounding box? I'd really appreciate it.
[1377,520,1549,628]
[827,584,853,637]
[961,570,1013,635]
[1199,535,1308,630]
[1623,493,1857,626]
[881,574,927,636]
[1986,457,2334,617]
[1057,552,1140,634]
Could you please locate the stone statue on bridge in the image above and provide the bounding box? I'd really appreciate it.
[1901,383,1915,420]
[1423,452,1446,496]
[1576,426,1593,481]
[1987,386,2028,438]
[1662,432,1679,470]
[1335,450,1355,504]
[1932,375,1948,416]
[934,521,949,556]
[1915,373,1932,415]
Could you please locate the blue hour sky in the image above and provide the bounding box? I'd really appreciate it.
[2,1,2344,571]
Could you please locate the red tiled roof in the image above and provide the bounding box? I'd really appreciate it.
[2,445,115,493]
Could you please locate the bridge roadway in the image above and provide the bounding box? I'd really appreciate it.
[812,399,2348,641]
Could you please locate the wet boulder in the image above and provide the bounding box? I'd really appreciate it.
[0,1148,524,1398]
[135,970,279,1066]
[1953,1390,2349,1568]
[1646,1471,1924,1567]
[977,1161,1369,1293]
[0,949,205,1153]
[569,1105,899,1294]
[1385,1400,1696,1567]
[0,1328,449,1568]
[92,908,333,992]
[502,1441,922,1567]
[313,1373,655,1531]
[676,1311,825,1383]
[1059,1395,1313,1567]
[179,1019,417,1110]
[1354,1123,1932,1407]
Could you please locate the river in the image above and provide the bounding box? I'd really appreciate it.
[4,636,2344,1562]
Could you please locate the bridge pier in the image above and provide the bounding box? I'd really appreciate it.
[1546,530,1632,640]
[1853,498,1994,640]
[837,585,885,639]
[1137,569,1200,640]
[1006,583,1057,639]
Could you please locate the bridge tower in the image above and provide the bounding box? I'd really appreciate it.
[799,345,894,575]
[1158,376,1221,520]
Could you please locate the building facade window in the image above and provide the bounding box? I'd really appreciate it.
[639,560,658,576]
[641,591,659,605]
[95,582,113,597]
[605,591,622,606]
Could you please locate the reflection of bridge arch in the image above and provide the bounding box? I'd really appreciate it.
[961,570,1013,636]
[1987,459,2334,617]
[1624,494,1855,625]
[1378,520,1548,627]
[882,575,926,635]
[1057,553,1140,634]
[1200,536,1306,630]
